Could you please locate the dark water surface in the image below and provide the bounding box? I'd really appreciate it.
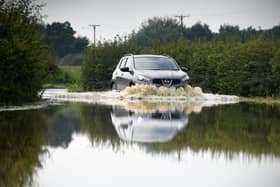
[0,102,280,187]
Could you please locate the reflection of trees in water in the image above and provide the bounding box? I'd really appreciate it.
[2,101,276,187]
[144,103,280,159]
[77,102,280,159]
[48,109,80,148]
[0,103,278,186]
[80,104,121,150]
[0,110,48,187]
[0,104,83,187]
[45,104,121,149]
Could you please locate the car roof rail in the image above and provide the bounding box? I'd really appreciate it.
[124,53,133,57]
[162,53,172,58]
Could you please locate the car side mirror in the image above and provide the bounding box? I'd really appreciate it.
[120,67,130,72]
[181,67,189,71]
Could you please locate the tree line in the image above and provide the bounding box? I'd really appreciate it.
[128,17,280,47]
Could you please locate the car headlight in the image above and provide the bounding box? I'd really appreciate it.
[181,75,189,82]
[137,75,150,82]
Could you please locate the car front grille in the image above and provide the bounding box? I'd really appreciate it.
[152,79,181,86]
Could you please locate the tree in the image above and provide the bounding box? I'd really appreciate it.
[267,25,280,40]
[185,22,212,41]
[45,21,75,57]
[129,17,182,47]
[269,48,280,95]
[218,24,241,42]
[0,0,51,104]
[43,21,89,59]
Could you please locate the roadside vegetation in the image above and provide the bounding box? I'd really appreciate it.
[0,0,51,104]
[82,18,280,97]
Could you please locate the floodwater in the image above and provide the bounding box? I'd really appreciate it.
[0,101,280,187]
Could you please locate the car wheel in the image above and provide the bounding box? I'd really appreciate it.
[129,82,135,87]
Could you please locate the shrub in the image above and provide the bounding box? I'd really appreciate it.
[0,0,51,104]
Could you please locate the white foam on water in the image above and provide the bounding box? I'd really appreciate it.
[124,85,204,97]
[41,86,239,113]
[40,88,68,97]
[0,101,62,112]
[41,85,239,103]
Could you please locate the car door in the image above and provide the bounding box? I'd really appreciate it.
[115,57,127,90]
[121,56,134,88]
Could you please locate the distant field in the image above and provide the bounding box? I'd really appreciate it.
[60,66,82,91]
[44,66,82,92]
[61,66,81,81]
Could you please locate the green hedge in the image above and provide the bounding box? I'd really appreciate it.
[82,39,280,96]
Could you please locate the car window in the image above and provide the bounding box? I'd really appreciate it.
[119,58,127,69]
[118,58,125,68]
[126,57,133,69]
[134,56,179,70]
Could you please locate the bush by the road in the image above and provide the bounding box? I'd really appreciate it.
[0,0,51,104]
[82,39,280,96]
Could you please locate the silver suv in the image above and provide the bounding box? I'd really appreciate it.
[111,54,190,90]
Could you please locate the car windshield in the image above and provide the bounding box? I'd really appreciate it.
[134,56,179,70]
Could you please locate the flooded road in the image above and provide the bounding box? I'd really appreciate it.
[0,101,280,187]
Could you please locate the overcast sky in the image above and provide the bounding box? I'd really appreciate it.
[42,0,280,42]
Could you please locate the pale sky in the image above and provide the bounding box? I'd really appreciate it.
[42,0,280,43]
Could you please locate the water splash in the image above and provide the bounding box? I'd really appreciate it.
[124,85,203,97]
[41,86,239,114]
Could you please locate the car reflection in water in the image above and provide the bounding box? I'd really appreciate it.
[111,106,188,143]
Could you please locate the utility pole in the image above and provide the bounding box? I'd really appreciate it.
[114,34,122,44]
[89,24,100,46]
[174,14,190,37]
